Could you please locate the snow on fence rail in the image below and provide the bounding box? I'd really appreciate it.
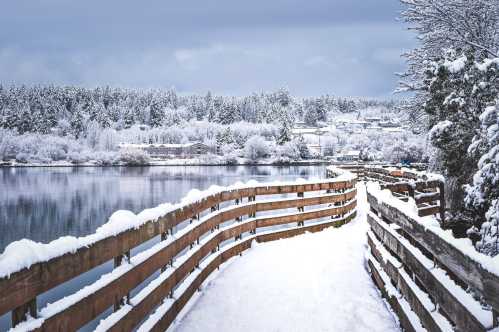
[366,182,499,332]
[334,164,446,222]
[0,166,357,331]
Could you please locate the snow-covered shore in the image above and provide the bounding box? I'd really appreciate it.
[0,158,332,167]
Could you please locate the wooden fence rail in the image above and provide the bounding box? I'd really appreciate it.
[0,169,357,331]
[367,183,499,332]
[334,164,445,222]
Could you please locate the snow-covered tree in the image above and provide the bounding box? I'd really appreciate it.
[295,135,310,159]
[399,0,499,95]
[216,127,236,147]
[244,135,269,160]
[277,112,292,145]
[321,135,336,156]
[425,52,499,212]
[465,98,499,256]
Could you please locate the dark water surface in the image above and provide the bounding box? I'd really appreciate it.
[0,165,326,330]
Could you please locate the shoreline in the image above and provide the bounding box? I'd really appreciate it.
[0,159,335,168]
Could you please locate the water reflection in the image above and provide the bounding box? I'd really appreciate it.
[0,165,325,252]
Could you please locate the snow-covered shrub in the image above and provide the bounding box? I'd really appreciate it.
[86,121,101,149]
[92,151,119,166]
[277,141,300,160]
[465,102,499,256]
[198,153,223,165]
[204,138,218,155]
[68,150,91,164]
[0,129,18,160]
[321,135,336,156]
[244,135,270,160]
[116,148,151,165]
[37,142,67,162]
[163,107,187,127]
[97,128,119,151]
[294,136,310,159]
[158,126,187,144]
[220,145,239,165]
[55,119,71,136]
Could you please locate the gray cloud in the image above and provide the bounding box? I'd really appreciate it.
[0,0,414,97]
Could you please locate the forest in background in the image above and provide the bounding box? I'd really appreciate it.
[0,86,424,165]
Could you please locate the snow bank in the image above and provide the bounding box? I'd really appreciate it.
[325,165,357,181]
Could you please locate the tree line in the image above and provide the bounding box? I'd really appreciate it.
[399,0,499,256]
[0,85,397,137]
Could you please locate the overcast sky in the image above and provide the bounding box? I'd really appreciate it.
[0,0,415,97]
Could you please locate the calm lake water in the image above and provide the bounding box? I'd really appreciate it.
[0,165,326,330]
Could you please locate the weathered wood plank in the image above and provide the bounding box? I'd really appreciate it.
[368,233,445,332]
[417,205,441,217]
[415,192,440,205]
[367,212,488,331]
[367,258,418,332]
[368,192,499,313]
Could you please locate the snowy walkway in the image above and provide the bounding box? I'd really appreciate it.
[171,184,401,332]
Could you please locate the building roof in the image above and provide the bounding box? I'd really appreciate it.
[345,150,360,156]
[118,142,206,149]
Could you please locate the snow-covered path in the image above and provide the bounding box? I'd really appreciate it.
[171,184,400,332]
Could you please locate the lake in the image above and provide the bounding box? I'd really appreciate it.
[0,165,326,330]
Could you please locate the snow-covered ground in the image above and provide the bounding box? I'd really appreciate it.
[170,183,400,332]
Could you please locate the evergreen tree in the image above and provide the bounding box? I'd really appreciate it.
[277,110,292,145]
[122,107,135,129]
[217,102,236,125]
[149,102,164,127]
[69,106,85,139]
[215,127,235,146]
[465,101,499,256]
[295,135,310,159]
[426,51,499,213]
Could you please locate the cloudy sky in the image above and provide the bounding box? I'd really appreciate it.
[0,0,415,97]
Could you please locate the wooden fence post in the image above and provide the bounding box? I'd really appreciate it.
[114,251,130,311]
[12,298,37,327]
[407,184,415,201]
[161,231,169,272]
[297,192,304,226]
[438,181,446,224]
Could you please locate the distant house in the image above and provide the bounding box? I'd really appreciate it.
[119,142,212,158]
[382,127,404,133]
[379,121,399,128]
[366,126,383,131]
[307,144,322,156]
[334,150,361,162]
[365,117,382,123]
[294,121,309,128]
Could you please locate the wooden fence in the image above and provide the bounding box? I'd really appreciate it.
[367,181,499,332]
[333,164,445,222]
[0,170,357,331]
